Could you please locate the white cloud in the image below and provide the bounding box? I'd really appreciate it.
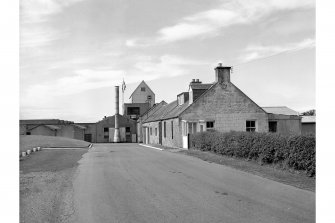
[20,26,67,48]
[158,8,243,42]
[20,0,84,23]
[126,0,314,46]
[20,0,84,48]
[239,38,315,63]
[133,54,207,79]
[21,54,204,109]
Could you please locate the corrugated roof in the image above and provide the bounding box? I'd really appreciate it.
[72,124,86,129]
[20,119,74,125]
[262,106,299,116]
[44,125,61,130]
[301,116,316,123]
[189,83,213,90]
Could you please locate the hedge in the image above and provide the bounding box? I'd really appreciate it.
[189,131,315,176]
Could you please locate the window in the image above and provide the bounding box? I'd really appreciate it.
[141,87,146,92]
[164,122,166,138]
[171,121,174,139]
[104,127,109,139]
[206,121,214,129]
[155,128,157,136]
[127,107,140,115]
[246,121,256,132]
[269,121,277,133]
[26,132,31,135]
[126,127,130,133]
[147,95,152,100]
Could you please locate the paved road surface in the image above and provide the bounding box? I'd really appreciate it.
[73,144,315,223]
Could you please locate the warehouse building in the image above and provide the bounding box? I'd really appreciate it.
[20,119,86,140]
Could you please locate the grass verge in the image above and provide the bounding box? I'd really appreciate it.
[20,135,90,152]
[180,149,315,192]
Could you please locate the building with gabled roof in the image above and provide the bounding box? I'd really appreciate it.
[124,80,156,121]
[129,80,155,106]
[301,115,316,135]
[20,119,87,140]
[140,63,302,148]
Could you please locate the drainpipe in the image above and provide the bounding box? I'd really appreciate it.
[114,86,121,142]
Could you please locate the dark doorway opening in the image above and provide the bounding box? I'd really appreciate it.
[269,121,277,133]
[159,122,162,145]
[84,134,92,142]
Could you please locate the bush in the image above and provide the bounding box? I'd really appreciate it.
[189,131,315,176]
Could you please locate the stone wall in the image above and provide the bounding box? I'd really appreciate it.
[161,118,183,148]
[142,121,160,145]
[181,82,269,133]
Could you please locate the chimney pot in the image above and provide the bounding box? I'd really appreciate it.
[215,64,231,83]
[196,79,199,82]
[192,79,195,83]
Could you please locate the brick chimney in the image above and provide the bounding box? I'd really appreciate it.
[215,63,231,83]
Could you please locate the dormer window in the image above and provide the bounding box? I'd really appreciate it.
[141,87,146,92]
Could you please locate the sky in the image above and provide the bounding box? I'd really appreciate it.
[20,0,315,123]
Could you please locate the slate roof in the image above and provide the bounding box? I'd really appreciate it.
[140,101,167,122]
[301,116,316,123]
[143,100,190,123]
[143,101,177,123]
[163,102,190,120]
[262,106,299,116]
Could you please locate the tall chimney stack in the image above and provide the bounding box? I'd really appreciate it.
[114,86,120,143]
[215,63,231,83]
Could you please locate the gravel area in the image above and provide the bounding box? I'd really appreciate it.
[20,148,88,222]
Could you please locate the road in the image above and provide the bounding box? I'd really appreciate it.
[73,143,315,223]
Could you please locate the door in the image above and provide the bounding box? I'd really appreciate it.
[125,127,131,142]
[120,127,126,142]
[84,134,92,142]
[158,122,162,145]
[145,127,150,144]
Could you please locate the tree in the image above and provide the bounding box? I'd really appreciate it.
[301,109,316,116]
